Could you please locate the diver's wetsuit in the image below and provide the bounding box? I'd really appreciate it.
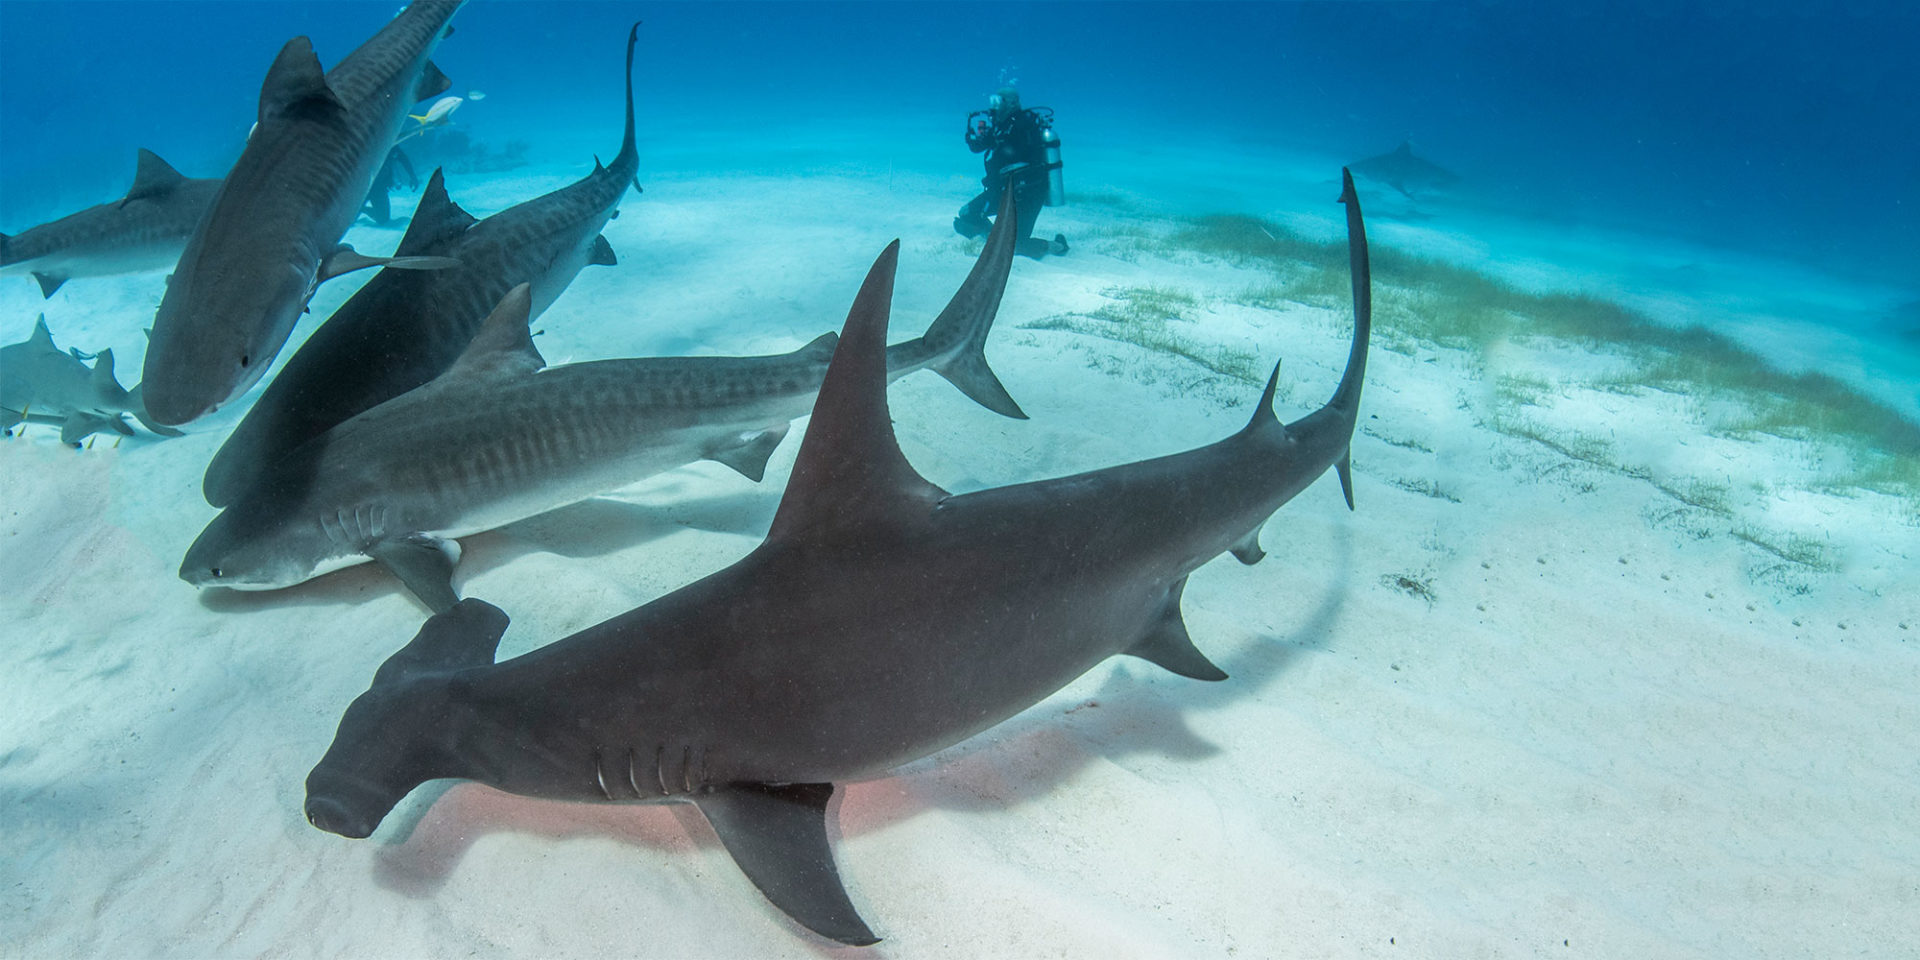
[955,108,1065,259]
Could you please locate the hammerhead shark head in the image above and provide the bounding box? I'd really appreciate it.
[1,316,182,443]
[303,170,1372,944]
[0,150,222,299]
[1349,139,1458,199]
[181,186,1026,611]
[202,23,646,509]
[142,0,466,426]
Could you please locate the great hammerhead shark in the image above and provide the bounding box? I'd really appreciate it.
[305,173,1371,946]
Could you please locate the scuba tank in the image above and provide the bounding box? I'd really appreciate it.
[1041,121,1065,207]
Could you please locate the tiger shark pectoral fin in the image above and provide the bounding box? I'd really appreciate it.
[316,244,461,286]
[705,424,791,482]
[368,533,461,614]
[693,782,879,947]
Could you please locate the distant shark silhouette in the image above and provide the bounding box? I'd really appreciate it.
[143,0,466,426]
[1349,139,1458,199]
[303,170,1372,945]
[1,316,181,443]
[202,22,645,509]
[0,150,221,299]
[182,184,1024,612]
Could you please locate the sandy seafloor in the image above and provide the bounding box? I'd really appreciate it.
[3,124,1918,959]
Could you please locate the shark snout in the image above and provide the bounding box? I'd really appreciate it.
[304,796,375,839]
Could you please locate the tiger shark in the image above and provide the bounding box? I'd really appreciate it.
[202,23,646,509]
[1349,139,1458,199]
[142,0,466,427]
[301,170,1372,945]
[0,150,221,299]
[180,186,1027,612]
[2,316,182,443]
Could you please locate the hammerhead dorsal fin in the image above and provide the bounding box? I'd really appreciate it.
[371,598,510,687]
[767,242,945,542]
[259,36,342,123]
[446,283,545,379]
[396,169,478,257]
[121,149,187,207]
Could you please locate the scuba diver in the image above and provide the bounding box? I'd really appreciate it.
[953,87,1067,259]
[359,147,419,226]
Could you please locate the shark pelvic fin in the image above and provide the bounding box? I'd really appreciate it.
[371,598,510,687]
[396,169,478,257]
[694,782,879,947]
[768,242,946,542]
[120,149,187,208]
[368,533,462,614]
[59,413,112,446]
[588,234,618,267]
[32,272,67,299]
[415,60,452,104]
[446,283,545,379]
[1228,523,1266,565]
[1126,578,1228,681]
[707,424,791,482]
[259,36,342,123]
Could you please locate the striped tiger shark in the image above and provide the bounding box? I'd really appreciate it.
[180,185,1027,612]
[0,150,222,299]
[142,0,466,427]
[301,170,1372,945]
[202,22,645,509]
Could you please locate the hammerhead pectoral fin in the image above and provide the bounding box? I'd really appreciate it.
[694,782,879,947]
[31,272,67,299]
[1227,524,1266,566]
[588,234,618,267]
[706,425,790,482]
[368,534,462,614]
[1126,578,1228,681]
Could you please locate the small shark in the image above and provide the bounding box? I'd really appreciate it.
[1349,139,1458,199]
[202,23,646,509]
[181,185,1025,611]
[0,150,221,299]
[302,170,1372,945]
[142,0,466,426]
[1,316,183,443]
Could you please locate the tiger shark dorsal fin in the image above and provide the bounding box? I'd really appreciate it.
[259,36,342,123]
[396,169,478,257]
[121,149,187,207]
[766,242,946,543]
[29,315,56,351]
[445,283,544,380]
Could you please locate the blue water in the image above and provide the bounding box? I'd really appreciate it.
[4,1,1916,288]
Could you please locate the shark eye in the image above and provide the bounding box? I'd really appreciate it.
[209,567,224,579]
[239,354,251,369]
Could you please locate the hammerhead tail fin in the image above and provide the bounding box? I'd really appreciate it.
[914,181,1025,418]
